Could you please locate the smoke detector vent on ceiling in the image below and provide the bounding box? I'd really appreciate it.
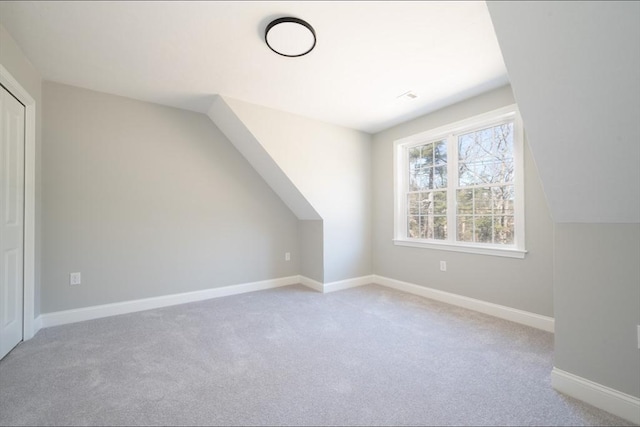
[398,91,418,100]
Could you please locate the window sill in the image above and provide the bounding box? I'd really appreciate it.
[393,239,527,259]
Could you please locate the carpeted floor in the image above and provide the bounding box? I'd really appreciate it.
[0,284,633,426]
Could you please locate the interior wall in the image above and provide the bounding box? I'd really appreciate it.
[298,220,323,283]
[221,98,372,283]
[487,1,640,401]
[372,85,554,317]
[487,1,640,224]
[42,82,300,313]
[0,24,42,316]
[554,223,640,398]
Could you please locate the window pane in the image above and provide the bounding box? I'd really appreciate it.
[419,216,429,239]
[481,160,506,184]
[459,125,512,162]
[421,144,434,167]
[421,168,437,190]
[408,167,417,191]
[458,163,475,187]
[494,215,514,245]
[458,134,474,159]
[473,187,492,214]
[492,186,514,215]
[409,147,419,191]
[434,166,447,188]
[407,215,419,238]
[458,122,514,187]
[474,216,493,243]
[409,145,433,190]
[423,215,443,240]
[435,140,447,165]
[457,189,473,214]
[433,191,447,214]
[408,193,420,215]
[409,173,417,191]
[494,123,514,157]
[434,216,447,240]
[457,216,473,242]
[406,191,448,241]
[499,160,514,183]
[424,167,435,190]
[458,163,487,186]
[408,146,421,170]
[419,192,433,215]
[409,168,420,191]
[459,160,512,186]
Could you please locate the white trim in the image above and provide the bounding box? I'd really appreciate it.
[39,276,299,328]
[0,64,36,341]
[372,275,554,332]
[512,107,526,249]
[323,275,374,293]
[299,275,374,293]
[393,239,527,259]
[551,368,640,425]
[33,315,42,334]
[299,275,323,293]
[395,105,518,145]
[393,104,526,258]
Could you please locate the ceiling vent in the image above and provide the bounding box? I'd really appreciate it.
[397,91,418,100]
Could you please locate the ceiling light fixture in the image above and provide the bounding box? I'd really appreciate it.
[265,17,316,57]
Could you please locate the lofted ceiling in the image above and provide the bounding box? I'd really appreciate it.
[488,1,640,223]
[0,1,508,134]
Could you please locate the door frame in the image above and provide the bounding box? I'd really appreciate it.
[0,64,36,341]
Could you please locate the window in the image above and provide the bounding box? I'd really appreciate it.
[394,105,526,258]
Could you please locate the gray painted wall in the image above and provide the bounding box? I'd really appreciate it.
[0,24,43,316]
[372,85,554,316]
[221,98,373,284]
[554,223,640,398]
[298,220,324,283]
[487,1,640,223]
[42,82,299,313]
[488,2,640,401]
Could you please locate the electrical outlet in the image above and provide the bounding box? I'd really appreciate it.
[70,272,81,286]
[285,252,291,261]
[440,261,447,272]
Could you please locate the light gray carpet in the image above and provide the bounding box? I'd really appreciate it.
[0,284,633,426]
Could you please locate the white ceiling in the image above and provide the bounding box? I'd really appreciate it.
[0,1,508,133]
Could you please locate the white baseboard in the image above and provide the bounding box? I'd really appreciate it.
[323,275,373,293]
[372,275,555,332]
[299,275,324,293]
[551,368,640,424]
[33,315,42,336]
[299,275,374,293]
[39,276,300,329]
[35,273,554,334]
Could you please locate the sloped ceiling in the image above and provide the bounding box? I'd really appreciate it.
[208,96,321,220]
[487,1,640,223]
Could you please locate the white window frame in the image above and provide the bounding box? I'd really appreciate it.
[393,104,526,259]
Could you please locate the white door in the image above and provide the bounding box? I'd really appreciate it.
[0,84,25,360]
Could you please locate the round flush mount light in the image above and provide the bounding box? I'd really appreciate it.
[265,17,316,57]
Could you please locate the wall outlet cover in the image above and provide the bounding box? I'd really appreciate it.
[70,272,81,286]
